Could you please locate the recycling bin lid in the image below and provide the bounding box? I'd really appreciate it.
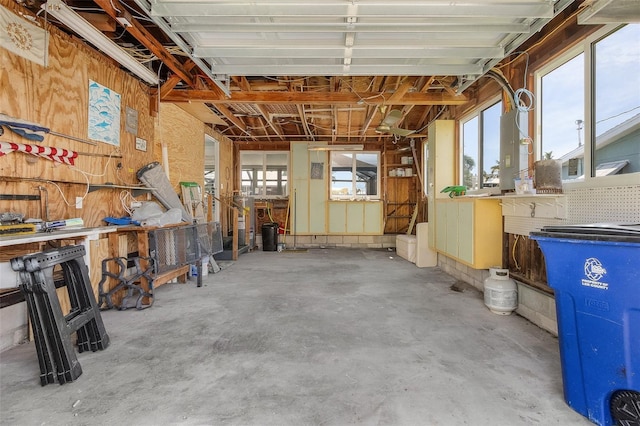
[531,222,640,243]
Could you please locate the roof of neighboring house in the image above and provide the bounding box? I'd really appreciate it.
[560,113,640,163]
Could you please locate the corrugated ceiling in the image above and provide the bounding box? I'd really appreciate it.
[132,0,575,91]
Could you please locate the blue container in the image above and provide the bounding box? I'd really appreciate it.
[531,224,640,426]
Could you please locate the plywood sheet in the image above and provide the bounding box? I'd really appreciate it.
[173,102,226,126]
[0,0,156,228]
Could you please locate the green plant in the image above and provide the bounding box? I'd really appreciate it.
[544,151,554,160]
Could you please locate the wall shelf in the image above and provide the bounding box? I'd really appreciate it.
[498,194,567,220]
[382,142,420,234]
[88,183,154,197]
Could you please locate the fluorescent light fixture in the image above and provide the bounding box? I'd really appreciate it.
[41,0,159,85]
[308,144,364,151]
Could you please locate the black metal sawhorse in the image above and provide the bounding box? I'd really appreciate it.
[11,245,110,386]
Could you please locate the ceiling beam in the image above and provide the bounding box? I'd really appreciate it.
[159,60,198,99]
[232,76,285,140]
[151,2,553,18]
[193,46,504,59]
[258,105,285,140]
[93,0,196,88]
[162,90,468,106]
[386,81,415,105]
[212,103,250,136]
[190,64,484,76]
[171,23,530,34]
[191,38,502,49]
[297,105,314,140]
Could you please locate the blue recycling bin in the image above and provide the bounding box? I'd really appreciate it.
[531,224,640,426]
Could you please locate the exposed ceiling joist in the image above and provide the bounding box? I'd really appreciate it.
[150,2,554,18]
[162,90,468,106]
[29,0,579,146]
[93,0,195,87]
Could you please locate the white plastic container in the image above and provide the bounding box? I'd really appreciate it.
[484,267,518,315]
[395,235,416,263]
[202,256,209,276]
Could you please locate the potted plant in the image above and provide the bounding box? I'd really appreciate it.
[534,151,563,193]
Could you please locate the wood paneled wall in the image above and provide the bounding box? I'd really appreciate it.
[154,103,205,189]
[1,0,156,227]
[208,129,234,198]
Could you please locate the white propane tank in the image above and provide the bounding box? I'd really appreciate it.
[484,267,518,315]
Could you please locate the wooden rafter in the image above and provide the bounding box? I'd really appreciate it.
[296,105,313,140]
[214,103,250,136]
[93,0,196,88]
[161,90,467,105]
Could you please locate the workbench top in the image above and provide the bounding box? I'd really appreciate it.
[0,226,117,247]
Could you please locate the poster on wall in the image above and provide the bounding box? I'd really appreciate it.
[310,162,324,179]
[88,80,121,146]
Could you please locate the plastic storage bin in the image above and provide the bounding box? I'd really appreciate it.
[531,223,640,426]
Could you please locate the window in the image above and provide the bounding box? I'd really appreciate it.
[461,100,502,190]
[537,24,640,182]
[240,151,288,197]
[592,25,640,177]
[330,151,380,199]
[539,53,585,179]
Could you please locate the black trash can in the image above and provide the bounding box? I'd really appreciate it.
[261,223,278,251]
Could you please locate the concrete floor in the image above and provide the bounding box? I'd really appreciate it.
[0,248,591,425]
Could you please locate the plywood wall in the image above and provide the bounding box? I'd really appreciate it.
[0,0,155,227]
[154,103,205,189]
[209,129,234,198]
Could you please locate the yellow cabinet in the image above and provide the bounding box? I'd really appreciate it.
[426,120,455,248]
[328,201,383,235]
[435,198,502,269]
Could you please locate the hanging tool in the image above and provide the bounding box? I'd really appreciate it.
[0,113,97,145]
[38,186,49,221]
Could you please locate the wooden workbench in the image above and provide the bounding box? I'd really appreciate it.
[102,224,191,305]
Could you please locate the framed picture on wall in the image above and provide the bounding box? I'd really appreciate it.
[88,80,121,146]
[135,137,147,152]
[311,162,323,179]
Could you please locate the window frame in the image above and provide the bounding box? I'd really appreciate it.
[239,150,289,198]
[534,24,640,188]
[459,96,503,192]
[330,150,381,200]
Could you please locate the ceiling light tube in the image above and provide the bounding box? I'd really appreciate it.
[41,0,159,85]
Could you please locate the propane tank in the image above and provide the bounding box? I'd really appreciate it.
[484,267,518,315]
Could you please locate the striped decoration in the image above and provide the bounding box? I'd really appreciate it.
[0,141,78,165]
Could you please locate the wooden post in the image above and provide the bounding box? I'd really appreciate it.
[244,209,251,250]
[207,194,214,222]
[232,207,239,260]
